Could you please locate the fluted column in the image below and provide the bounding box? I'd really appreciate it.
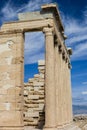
[43,27,57,130]
[57,45,64,128]
[68,65,73,123]
[65,59,68,125]
[61,52,65,127]
[64,56,68,125]
[54,40,59,126]
[54,40,63,127]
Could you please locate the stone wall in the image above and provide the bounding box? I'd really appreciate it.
[24,60,45,129]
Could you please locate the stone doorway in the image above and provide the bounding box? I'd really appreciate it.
[24,32,45,129]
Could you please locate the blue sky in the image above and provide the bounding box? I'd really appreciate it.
[0,0,87,106]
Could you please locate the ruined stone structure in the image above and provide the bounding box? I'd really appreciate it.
[0,3,81,130]
[24,60,45,129]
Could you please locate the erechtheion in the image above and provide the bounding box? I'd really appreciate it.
[0,3,81,130]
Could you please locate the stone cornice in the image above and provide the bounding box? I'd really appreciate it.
[41,3,64,32]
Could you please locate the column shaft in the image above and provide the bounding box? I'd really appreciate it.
[54,42,59,126]
[58,52,63,127]
[63,59,66,125]
[65,61,68,124]
[68,67,73,122]
[64,60,68,125]
[44,27,56,129]
[55,44,64,127]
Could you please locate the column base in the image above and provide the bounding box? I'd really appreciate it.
[0,126,24,130]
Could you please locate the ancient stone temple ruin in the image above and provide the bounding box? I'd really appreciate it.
[0,3,81,130]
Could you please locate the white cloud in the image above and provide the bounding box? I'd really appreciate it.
[71,42,87,60]
[72,73,87,78]
[0,0,52,22]
[83,82,87,85]
[62,11,87,61]
[17,0,52,13]
[25,51,44,64]
[1,0,17,22]
[66,34,87,45]
[24,32,45,64]
[72,86,87,105]
[83,6,87,24]
[82,91,87,95]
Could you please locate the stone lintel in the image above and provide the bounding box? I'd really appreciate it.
[0,19,53,33]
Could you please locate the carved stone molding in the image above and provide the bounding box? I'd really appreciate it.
[62,50,66,60]
[68,63,72,69]
[58,44,62,53]
[67,48,72,56]
[43,27,54,36]
[0,29,23,35]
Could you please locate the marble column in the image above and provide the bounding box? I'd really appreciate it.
[54,40,60,126]
[61,53,65,126]
[57,45,64,128]
[43,27,57,130]
[68,64,73,123]
[64,58,72,125]
[65,59,68,125]
[61,52,65,127]
[64,57,68,125]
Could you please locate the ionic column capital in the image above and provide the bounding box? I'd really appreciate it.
[43,27,54,36]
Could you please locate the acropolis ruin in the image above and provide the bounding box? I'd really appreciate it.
[0,3,81,130]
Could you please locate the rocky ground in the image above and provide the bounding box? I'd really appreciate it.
[73,115,87,130]
[24,115,87,130]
